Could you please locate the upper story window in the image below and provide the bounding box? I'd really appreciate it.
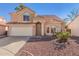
[23,13,30,21]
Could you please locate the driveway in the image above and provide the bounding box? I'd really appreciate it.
[0,36,54,56]
[0,36,29,56]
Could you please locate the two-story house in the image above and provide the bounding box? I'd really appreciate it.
[7,5,65,36]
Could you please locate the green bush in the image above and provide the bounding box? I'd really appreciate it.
[56,32,70,43]
[66,29,71,35]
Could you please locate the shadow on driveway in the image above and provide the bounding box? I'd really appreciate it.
[27,36,56,42]
[0,36,55,47]
[0,36,28,47]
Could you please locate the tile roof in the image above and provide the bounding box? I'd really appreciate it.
[7,22,34,24]
[35,15,64,22]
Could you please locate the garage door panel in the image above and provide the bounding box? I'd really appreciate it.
[9,26,33,36]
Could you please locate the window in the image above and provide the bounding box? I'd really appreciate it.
[47,27,50,33]
[51,28,53,33]
[57,27,61,32]
[51,26,56,33]
[23,13,30,21]
[23,15,30,21]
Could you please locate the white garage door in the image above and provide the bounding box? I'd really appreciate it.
[8,26,33,36]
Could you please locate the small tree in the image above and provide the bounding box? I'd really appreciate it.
[64,8,79,22]
[19,4,26,9]
[15,4,26,11]
[15,7,20,11]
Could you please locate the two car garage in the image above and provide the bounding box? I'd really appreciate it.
[8,24,34,36]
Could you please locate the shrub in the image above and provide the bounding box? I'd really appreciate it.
[56,32,70,43]
[66,29,71,35]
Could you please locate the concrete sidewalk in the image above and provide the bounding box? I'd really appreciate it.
[0,37,27,56]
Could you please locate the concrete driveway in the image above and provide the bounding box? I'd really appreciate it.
[0,36,29,56]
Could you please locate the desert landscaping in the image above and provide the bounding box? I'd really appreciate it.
[15,37,79,56]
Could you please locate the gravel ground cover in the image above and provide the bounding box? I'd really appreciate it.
[16,38,79,56]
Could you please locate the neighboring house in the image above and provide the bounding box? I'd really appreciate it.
[7,6,65,36]
[68,16,79,37]
[0,17,6,35]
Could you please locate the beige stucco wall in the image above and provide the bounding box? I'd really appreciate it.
[68,16,79,36]
[44,19,64,35]
[0,17,6,35]
[32,17,64,36]
[0,25,6,35]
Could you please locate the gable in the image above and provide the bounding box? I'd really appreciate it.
[11,7,36,17]
[16,8,36,16]
[11,7,36,22]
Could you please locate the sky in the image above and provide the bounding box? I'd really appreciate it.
[0,3,79,22]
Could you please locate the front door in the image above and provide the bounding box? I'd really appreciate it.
[36,22,41,36]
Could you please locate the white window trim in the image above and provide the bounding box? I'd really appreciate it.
[46,25,61,35]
